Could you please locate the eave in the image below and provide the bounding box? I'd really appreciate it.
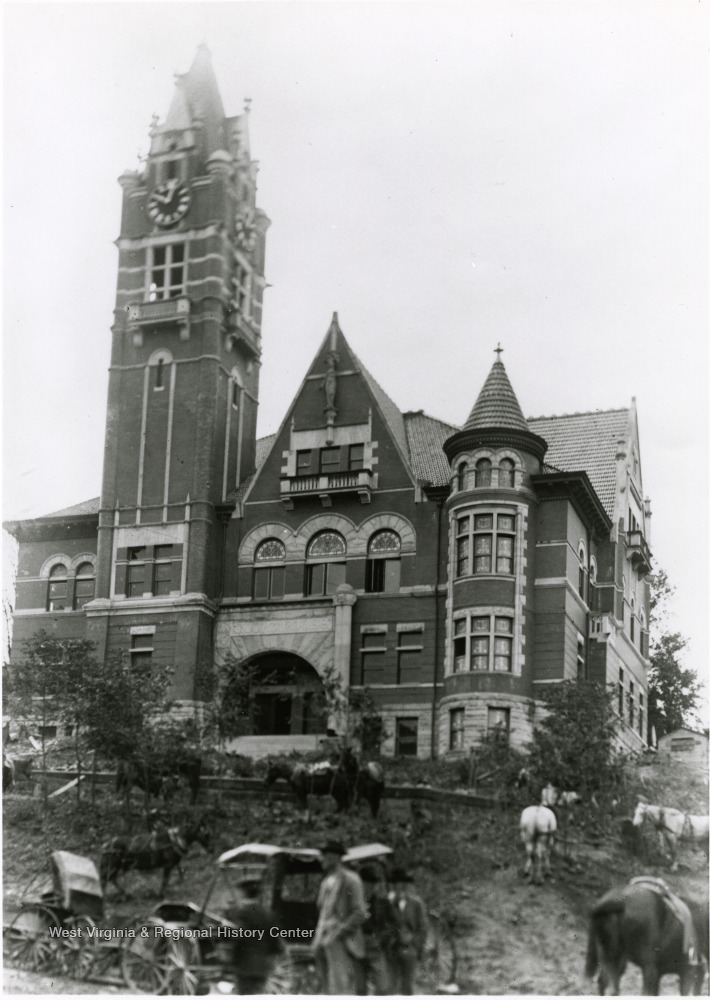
[3,513,99,544]
[530,471,611,538]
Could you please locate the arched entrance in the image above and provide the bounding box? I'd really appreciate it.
[224,652,327,738]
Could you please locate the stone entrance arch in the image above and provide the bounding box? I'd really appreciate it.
[233,652,327,737]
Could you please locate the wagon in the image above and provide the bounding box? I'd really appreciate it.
[2,850,121,980]
[122,840,457,994]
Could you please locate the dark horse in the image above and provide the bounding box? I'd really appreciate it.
[99,813,212,898]
[115,753,202,805]
[264,760,352,813]
[340,747,385,818]
[585,877,708,995]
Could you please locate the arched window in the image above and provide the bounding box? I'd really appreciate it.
[456,463,468,492]
[253,539,286,601]
[47,564,68,611]
[498,458,515,488]
[366,530,401,594]
[578,543,587,599]
[589,557,597,611]
[74,562,95,609]
[475,458,492,488]
[306,531,346,596]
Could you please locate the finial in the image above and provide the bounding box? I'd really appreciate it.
[244,97,252,114]
[494,343,504,359]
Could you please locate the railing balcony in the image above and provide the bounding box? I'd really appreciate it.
[127,296,191,343]
[280,469,375,507]
[627,530,652,575]
[226,310,261,359]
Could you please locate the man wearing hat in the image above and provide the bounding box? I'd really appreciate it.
[224,876,284,994]
[314,840,368,994]
[354,864,399,995]
[389,867,428,995]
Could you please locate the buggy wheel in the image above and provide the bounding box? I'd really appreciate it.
[54,915,97,979]
[162,936,202,995]
[421,912,457,990]
[120,919,171,993]
[3,904,58,971]
[265,950,298,993]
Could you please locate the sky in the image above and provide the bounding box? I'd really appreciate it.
[3,2,708,687]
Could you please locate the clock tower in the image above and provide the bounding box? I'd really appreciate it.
[90,46,269,701]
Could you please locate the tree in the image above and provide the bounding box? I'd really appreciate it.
[647,570,702,741]
[8,631,99,806]
[527,680,623,796]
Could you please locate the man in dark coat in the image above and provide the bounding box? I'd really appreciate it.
[389,867,429,995]
[224,878,284,994]
[354,864,399,994]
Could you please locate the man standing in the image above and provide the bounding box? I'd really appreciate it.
[223,877,284,994]
[355,864,399,995]
[389,867,429,995]
[313,840,368,994]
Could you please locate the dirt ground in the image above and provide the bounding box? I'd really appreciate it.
[3,756,708,996]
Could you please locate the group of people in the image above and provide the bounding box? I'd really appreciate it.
[220,838,428,995]
[314,839,428,995]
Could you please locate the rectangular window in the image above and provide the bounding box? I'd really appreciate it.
[233,263,252,316]
[153,561,173,596]
[349,444,365,471]
[296,450,312,475]
[74,579,95,608]
[254,566,285,601]
[148,243,186,301]
[453,619,466,673]
[131,634,153,671]
[395,718,419,757]
[47,580,68,611]
[307,561,346,596]
[397,630,423,684]
[319,447,341,474]
[365,557,400,594]
[628,681,635,727]
[449,708,465,751]
[639,693,644,738]
[577,637,586,680]
[126,563,146,598]
[618,668,624,716]
[453,614,513,673]
[456,512,515,578]
[488,707,510,741]
[361,632,386,685]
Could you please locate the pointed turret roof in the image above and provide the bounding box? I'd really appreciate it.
[152,45,227,158]
[463,357,530,433]
[443,349,547,463]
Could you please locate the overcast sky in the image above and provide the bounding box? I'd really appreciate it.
[3,2,708,684]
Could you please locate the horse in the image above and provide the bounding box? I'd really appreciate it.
[115,753,202,806]
[541,783,581,809]
[340,747,386,818]
[264,760,352,813]
[99,813,212,898]
[585,877,708,994]
[519,805,557,884]
[632,801,710,871]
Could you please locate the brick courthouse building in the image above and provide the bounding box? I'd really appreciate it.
[6,49,652,757]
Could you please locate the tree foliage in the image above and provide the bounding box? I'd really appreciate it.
[8,631,99,805]
[647,569,702,740]
[527,680,623,795]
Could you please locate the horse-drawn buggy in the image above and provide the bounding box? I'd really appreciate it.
[3,850,125,981]
[120,840,458,994]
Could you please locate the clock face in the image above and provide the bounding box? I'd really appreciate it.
[147,179,191,227]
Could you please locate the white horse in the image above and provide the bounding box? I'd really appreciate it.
[633,801,710,871]
[520,805,557,884]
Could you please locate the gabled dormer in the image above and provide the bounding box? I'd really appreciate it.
[244,313,418,510]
